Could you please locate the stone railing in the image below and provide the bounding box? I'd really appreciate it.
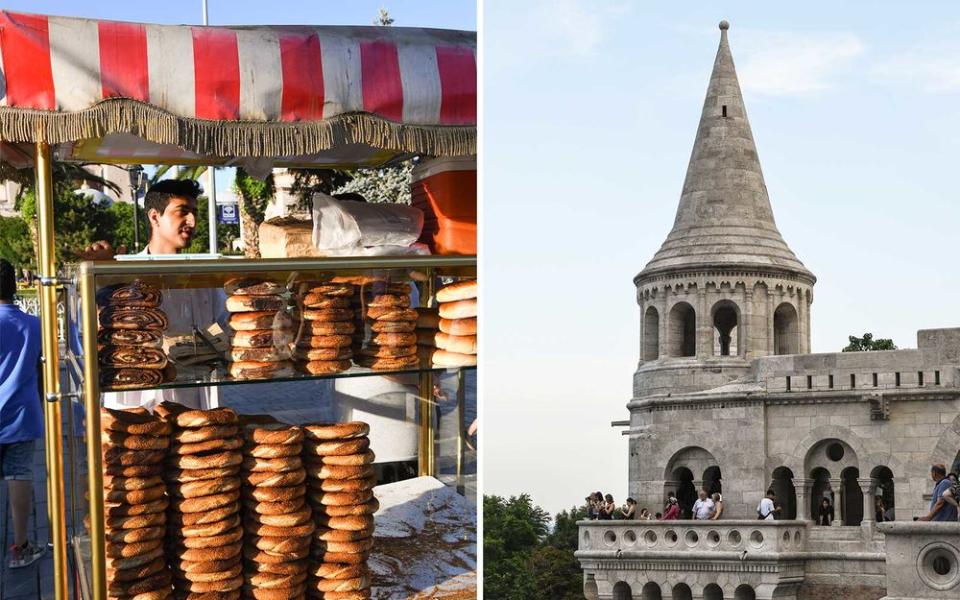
[578,519,809,557]
[878,521,960,600]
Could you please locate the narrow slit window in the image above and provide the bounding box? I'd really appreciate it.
[918,371,924,386]
[850,373,856,388]
[872,373,878,387]
[786,376,791,392]
[935,370,941,385]
[807,375,813,389]
[895,372,901,387]
[722,105,728,117]
[828,374,834,389]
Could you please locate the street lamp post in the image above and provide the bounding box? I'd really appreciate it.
[128,166,144,252]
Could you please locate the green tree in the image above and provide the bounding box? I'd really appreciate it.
[544,506,588,551]
[483,494,551,600]
[233,168,276,258]
[183,194,241,255]
[843,333,897,352]
[0,215,34,271]
[528,545,584,600]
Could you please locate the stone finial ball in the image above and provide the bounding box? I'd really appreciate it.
[719,20,730,31]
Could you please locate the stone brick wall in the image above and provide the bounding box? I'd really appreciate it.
[799,584,885,600]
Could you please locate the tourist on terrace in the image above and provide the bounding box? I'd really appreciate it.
[875,496,887,523]
[619,498,637,519]
[940,478,960,519]
[598,494,616,520]
[817,498,834,526]
[661,496,680,520]
[638,507,651,520]
[710,493,724,520]
[918,464,958,522]
[693,489,714,520]
[757,489,780,520]
[585,492,602,519]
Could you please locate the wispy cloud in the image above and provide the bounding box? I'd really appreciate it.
[734,31,865,97]
[871,42,960,93]
[535,0,631,56]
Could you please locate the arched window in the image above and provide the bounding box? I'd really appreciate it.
[703,466,722,496]
[734,585,756,600]
[841,466,863,526]
[773,303,799,355]
[613,582,634,600]
[641,582,663,600]
[704,583,724,600]
[712,300,739,357]
[771,467,797,519]
[671,467,697,520]
[671,584,693,600]
[810,467,832,523]
[872,466,895,521]
[643,306,660,361]
[668,302,696,357]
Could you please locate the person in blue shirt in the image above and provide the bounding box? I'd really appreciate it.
[0,259,46,568]
[918,463,959,522]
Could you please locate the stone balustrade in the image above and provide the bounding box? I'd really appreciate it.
[877,522,960,600]
[578,519,809,558]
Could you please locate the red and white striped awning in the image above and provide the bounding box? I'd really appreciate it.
[0,11,476,163]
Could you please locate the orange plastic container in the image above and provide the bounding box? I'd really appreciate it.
[411,157,476,255]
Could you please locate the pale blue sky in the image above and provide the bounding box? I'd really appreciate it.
[484,1,960,517]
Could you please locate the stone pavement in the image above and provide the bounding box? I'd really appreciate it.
[0,374,476,600]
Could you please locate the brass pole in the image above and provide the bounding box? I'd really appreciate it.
[417,271,436,477]
[35,142,69,600]
[79,264,105,600]
[456,367,465,493]
[61,289,78,537]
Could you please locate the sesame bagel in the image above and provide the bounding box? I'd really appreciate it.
[101,431,170,451]
[305,438,370,457]
[101,407,171,436]
[104,484,166,505]
[105,537,163,559]
[302,309,354,322]
[106,555,166,582]
[107,570,171,596]
[241,485,305,503]
[107,583,173,600]
[173,425,239,444]
[241,455,302,473]
[318,450,376,467]
[364,306,418,322]
[302,422,369,441]
[304,463,375,481]
[170,573,243,593]
[301,282,355,297]
[244,570,308,589]
[168,451,242,471]
[104,546,164,571]
[104,497,168,517]
[296,360,352,375]
[105,524,165,544]
[228,360,295,380]
[230,329,292,349]
[225,294,284,313]
[301,321,356,335]
[165,465,241,483]
[369,319,416,333]
[369,331,417,346]
[295,334,353,349]
[244,442,302,459]
[243,520,315,538]
[308,490,374,507]
[169,477,241,499]
[313,576,370,593]
[314,476,377,493]
[314,526,375,542]
[242,544,309,564]
[228,346,291,362]
[242,468,306,488]
[309,590,371,600]
[227,310,293,332]
[242,496,306,515]
[311,514,375,532]
[223,278,285,296]
[309,550,370,565]
[244,506,312,527]
[173,526,244,549]
[170,502,240,527]
[170,489,240,514]
[314,498,380,518]
[248,534,312,554]
[170,437,243,456]
[173,407,239,428]
[171,556,242,576]
[102,447,166,466]
[353,354,419,370]
[169,541,241,563]
[240,583,306,600]
[301,293,352,309]
[365,293,410,308]
[103,474,164,491]
[104,511,166,530]
[175,514,241,538]
[311,563,367,580]
[171,561,241,583]
[357,344,416,358]
[243,424,304,446]
[291,346,353,362]
[245,559,308,576]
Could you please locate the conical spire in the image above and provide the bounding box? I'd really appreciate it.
[639,21,814,282]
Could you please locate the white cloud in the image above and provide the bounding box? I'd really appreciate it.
[734,31,865,97]
[871,42,960,93]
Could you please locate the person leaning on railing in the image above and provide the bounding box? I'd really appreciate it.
[918,464,959,522]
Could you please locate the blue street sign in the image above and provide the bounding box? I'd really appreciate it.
[219,204,239,225]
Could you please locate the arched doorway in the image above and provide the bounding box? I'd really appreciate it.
[771,466,797,519]
[668,302,696,357]
[643,306,660,361]
[734,585,756,600]
[872,466,895,521]
[641,582,663,600]
[841,466,863,526]
[703,466,722,496]
[810,467,832,524]
[711,300,739,357]
[671,584,693,600]
[613,581,634,600]
[773,303,799,355]
[704,583,724,600]
[672,467,697,519]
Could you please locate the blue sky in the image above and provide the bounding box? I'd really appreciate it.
[484,1,960,517]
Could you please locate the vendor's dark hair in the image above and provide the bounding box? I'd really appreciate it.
[144,179,202,216]
[0,259,15,301]
[932,464,947,477]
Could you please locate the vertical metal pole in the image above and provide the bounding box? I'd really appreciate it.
[80,264,105,600]
[456,367,465,493]
[130,174,140,252]
[207,167,218,255]
[417,271,436,477]
[35,142,69,600]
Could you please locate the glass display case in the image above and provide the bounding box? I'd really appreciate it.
[60,255,477,599]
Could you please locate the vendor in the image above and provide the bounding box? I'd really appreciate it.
[78,179,226,410]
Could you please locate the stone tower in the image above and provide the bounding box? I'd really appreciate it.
[633,21,816,398]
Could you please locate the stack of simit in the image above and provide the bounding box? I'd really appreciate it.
[225,278,295,380]
[159,403,244,599]
[356,280,419,371]
[432,279,478,367]
[241,422,313,599]
[293,282,356,375]
[303,422,377,599]
[99,407,173,599]
[97,280,172,390]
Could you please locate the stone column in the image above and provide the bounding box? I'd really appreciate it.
[793,478,814,521]
[658,289,668,358]
[859,477,876,527]
[804,289,813,354]
[743,287,753,359]
[766,289,775,354]
[829,478,843,526]
[697,287,708,359]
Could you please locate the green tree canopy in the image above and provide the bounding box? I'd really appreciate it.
[843,333,897,352]
[0,215,34,271]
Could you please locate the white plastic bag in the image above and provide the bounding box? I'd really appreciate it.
[311,192,424,251]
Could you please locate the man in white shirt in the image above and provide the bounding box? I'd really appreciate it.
[693,489,715,520]
[78,179,223,411]
[757,489,780,520]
